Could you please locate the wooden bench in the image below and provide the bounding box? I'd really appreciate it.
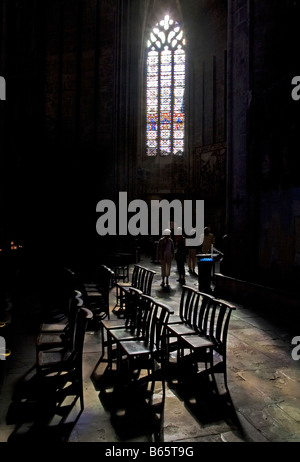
[113,264,156,317]
[178,297,236,391]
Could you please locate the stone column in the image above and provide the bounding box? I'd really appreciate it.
[226,0,252,277]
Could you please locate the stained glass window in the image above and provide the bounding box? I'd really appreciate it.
[146,15,185,156]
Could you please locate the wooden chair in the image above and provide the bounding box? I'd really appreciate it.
[39,290,82,334]
[106,287,144,368]
[167,287,214,361]
[36,307,93,413]
[179,298,236,391]
[167,284,201,325]
[36,292,84,356]
[38,267,80,325]
[98,287,143,365]
[83,265,114,321]
[113,264,156,317]
[113,252,132,283]
[117,295,174,394]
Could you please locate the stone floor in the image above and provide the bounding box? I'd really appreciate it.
[1,255,300,446]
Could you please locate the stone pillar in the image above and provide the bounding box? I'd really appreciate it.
[226,0,252,277]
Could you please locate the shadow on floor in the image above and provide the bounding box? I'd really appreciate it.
[92,364,166,442]
[166,362,248,441]
[5,366,83,442]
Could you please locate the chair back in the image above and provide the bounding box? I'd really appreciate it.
[62,291,84,349]
[139,295,174,354]
[154,300,174,360]
[209,299,236,355]
[98,265,114,295]
[194,291,215,335]
[179,285,202,327]
[123,287,143,330]
[130,265,141,288]
[139,267,156,295]
[131,265,156,295]
[72,307,93,367]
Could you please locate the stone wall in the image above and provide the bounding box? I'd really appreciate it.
[226,0,300,291]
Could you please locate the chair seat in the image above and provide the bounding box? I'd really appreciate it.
[84,283,98,288]
[120,339,156,356]
[109,328,136,341]
[168,323,195,336]
[38,349,74,368]
[181,334,213,349]
[36,333,64,347]
[85,291,103,297]
[116,282,131,289]
[39,322,67,333]
[101,319,126,329]
[167,315,182,324]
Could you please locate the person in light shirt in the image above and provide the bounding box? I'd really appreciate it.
[157,228,174,288]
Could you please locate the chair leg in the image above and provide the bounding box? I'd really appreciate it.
[223,356,229,392]
[107,333,113,369]
[79,381,84,412]
[117,345,129,384]
[100,324,106,361]
[149,360,156,397]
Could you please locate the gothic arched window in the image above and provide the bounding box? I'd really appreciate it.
[146,15,185,156]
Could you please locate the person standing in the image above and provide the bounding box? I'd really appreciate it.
[157,229,174,288]
[201,226,215,254]
[187,228,197,275]
[174,227,186,284]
